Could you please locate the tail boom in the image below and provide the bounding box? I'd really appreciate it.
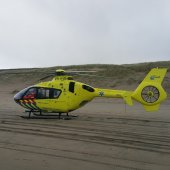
[94,68,167,112]
[95,88,134,106]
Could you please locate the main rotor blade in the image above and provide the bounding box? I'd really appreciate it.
[0,69,97,75]
[65,70,97,73]
[39,74,54,81]
[73,73,113,78]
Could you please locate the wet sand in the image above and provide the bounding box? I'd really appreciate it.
[0,91,170,170]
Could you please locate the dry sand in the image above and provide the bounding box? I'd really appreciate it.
[0,85,170,170]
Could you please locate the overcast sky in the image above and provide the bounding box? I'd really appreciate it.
[0,0,170,69]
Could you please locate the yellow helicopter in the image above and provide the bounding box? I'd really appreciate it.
[14,68,168,118]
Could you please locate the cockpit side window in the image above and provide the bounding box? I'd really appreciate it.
[23,87,37,99]
[14,87,31,100]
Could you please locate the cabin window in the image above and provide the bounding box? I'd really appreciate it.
[69,82,75,93]
[82,85,95,92]
[37,88,61,99]
[37,88,50,99]
[53,89,61,98]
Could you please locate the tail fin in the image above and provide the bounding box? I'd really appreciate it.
[132,68,168,111]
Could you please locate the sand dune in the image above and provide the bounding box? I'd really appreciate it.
[0,62,170,170]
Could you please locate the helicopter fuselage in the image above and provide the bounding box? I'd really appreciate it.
[14,75,133,113]
[14,68,168,113]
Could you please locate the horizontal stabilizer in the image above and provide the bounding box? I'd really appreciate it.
[123,94,133,106]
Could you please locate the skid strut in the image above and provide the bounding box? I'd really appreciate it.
[25,109,42,118]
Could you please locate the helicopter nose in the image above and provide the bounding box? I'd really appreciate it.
[14,92,21,101]
[14,87,30,102]
[14,92,21,104]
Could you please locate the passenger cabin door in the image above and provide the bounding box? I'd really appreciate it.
[67,82,77,111]
[36,87,62,111]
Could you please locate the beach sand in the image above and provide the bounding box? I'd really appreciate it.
[0,82,170,170]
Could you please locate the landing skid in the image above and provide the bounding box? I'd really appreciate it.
[21,110,77,120]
